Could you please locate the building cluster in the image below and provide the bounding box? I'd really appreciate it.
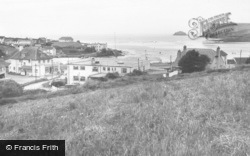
[67,57,150,85]
[173,45,247,70]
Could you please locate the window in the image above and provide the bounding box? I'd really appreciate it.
[73,76,79,81]
[80,76,85,81]
[80,66,85,70]
[28,60,30,63]
[92,67,98,72]
[107,67,110,71]
[103,67,106,71]
[13,67,15,70]
[38,60,40,63]
[43,60,45,63]
[73,66,79,70]
[122,68,127,73]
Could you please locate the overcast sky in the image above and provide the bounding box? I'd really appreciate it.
[1,0,250,39]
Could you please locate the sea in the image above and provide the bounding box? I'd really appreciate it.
[77,34,250,63]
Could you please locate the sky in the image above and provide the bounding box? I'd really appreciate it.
[1,0,250,40]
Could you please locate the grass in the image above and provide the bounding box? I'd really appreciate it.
[0,68,250,155]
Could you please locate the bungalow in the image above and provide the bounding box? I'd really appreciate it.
[173,46,228,70]
[227,59,237,69]
[0,36,5,44]
[40,46,56,56]
[3,38,17,45]
[0,59,9,79]
[17,38,32,46]
[8,47,53,77]
[59,37,74,42]
[67,57,150,85]
[87,43,108,52]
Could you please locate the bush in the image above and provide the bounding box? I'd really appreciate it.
[105,72,119,79]
[0,98,18,106]
[0,80,23,98]
[83,80,101,90]
[178,50,210,73]
[128,69,146,76]
[51,81,65,87]
[23,89,48,96]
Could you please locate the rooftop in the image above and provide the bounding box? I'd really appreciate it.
[70,57,149,68]
[10,47,52,60]
[0,59,10,67]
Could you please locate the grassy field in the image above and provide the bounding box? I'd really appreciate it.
[0,68,250,156]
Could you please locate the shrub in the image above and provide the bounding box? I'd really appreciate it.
[0,80,23,98]
[23,89,48,96]
[51,81,65,87]
[178,50,210,73]
[128,69,146,76]
[105,72,119,79]
[0,98,18,106]
[83,80,101,90]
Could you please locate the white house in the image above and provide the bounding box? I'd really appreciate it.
[226,59,237,69]
[174,46,228,70]
[0,59,9,79]
[67,57,150,85]
[17,38,32,46]
[87,43,108,52]
[0,36,5,44]
[59,37,74,42]
[8,47,54,77]
[40,46,57,56]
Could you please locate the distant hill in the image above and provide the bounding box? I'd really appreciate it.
[173,31,187,36]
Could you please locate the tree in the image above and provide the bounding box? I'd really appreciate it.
[246,57,250,64]
[178,50,210,73]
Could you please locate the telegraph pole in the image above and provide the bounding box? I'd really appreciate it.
[35,64,37,81]
[138,58,140,70]
[170,55,172,71]
[52,59,53,79]
[240,50,242,65]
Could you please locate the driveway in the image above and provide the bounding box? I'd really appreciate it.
[5,74,37,84]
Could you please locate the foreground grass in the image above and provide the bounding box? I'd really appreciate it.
[0,69,250,156]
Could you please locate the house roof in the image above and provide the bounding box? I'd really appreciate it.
[52,42,82,48]
[70,57,148,69]
[0,59,10,67]
[173,46,228,67]
[185,48,227,59]
[234,57,249,64]
[10,47,52,60]
[59,37,73,40]
[41,46,54,50]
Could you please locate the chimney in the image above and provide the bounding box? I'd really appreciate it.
[216,46,221,69]
[183,45,187,52]
[216,46,220,57]
[177,50,182,58]
[91,58,95,64]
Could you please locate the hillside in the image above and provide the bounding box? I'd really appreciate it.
[0,68,250,155]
